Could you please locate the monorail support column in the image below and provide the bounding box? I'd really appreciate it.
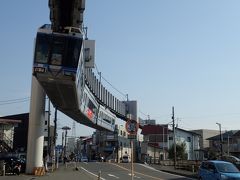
[26,76,46,174]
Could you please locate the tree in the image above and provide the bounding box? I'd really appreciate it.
[168,142,188,160]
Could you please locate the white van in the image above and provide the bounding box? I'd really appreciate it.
[122,155,129,163]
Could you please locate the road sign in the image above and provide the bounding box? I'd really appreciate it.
[125,119,139,135]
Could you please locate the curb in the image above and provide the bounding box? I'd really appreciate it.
[160,169,198,179]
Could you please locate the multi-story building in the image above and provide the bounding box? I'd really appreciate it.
[168,128,200,160]
[117,125,133,161]
[78,136,94,160]
[0,118,21,153]
[191,129,219,160]
[207,130,240,158]
[139,118,156,126]
[0,113,29,153]
[0,112,54,157]
[94,124,133,162]
[192,129,219,149]
[141,124,169,163]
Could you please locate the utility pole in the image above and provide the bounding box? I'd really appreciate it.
[227,131,229,156]
[62,126,71,163]
[52,107,57,170]
[131,140,134,180]
[162,125,165,161]
[62,131,64,161]
[216,123,223,157]
[47,99,51,157]
[172,106,177,168]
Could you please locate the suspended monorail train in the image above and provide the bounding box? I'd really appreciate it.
[32,24,123,131]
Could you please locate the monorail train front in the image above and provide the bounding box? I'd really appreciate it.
[32,24,84,110]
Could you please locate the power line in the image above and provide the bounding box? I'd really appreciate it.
[139,110,171,120]
[101,76,127,98]
[94,63,127,99]
[178,113,240,120]
[139,110,148,118]
[0,97,30,103]
[0,97,30,106]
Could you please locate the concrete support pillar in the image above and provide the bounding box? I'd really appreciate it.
[26,76,46,174]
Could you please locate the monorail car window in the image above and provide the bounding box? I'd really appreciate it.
[103,114,111,124]
[84,93,87,103]
[35,34,50,63]
[65,38,82,68]
[35,33,82,69]
[50,35,82,67]
[87,99,97,114]
[50,40,64,65]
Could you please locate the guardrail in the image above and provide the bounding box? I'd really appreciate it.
[175,160,201,172]
[147,159,201,172]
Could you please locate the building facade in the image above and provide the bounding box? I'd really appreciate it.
[0,112,54,157]
[141,124,169,163]
[94,124,133,162]
[139,118,156,127]
[169,128,200,160]
[207,130,240,158]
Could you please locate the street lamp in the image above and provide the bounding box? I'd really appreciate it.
[216,123,223,157]
[62,126,71,162]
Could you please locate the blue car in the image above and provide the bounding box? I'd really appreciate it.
[198,160,240,180]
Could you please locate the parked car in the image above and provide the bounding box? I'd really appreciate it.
[219,155,240,170]
[80,156,88,162]
[198,160,240,180]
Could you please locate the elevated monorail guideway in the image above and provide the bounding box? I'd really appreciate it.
[26,0,137,174]
[33,0,134,132]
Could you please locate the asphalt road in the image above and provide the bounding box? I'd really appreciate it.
[1,162,196,180]
[80,162,195,180]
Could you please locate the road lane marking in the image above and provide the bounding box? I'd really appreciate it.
[80,167,106,180]
[128,173,141,178]
[112,163,163,180]
[108,174,120,178]
[138,164,195,180]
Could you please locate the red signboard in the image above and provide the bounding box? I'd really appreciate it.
[87,108,93,119]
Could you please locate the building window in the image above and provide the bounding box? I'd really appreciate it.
[187,137,191,142]
[45,121,47,125]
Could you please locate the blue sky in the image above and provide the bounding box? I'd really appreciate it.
[1,0,240,137]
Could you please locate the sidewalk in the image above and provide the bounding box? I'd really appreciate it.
[150,164,198,179]
[1,163,93,180]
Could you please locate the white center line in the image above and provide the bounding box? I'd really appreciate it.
[108,174,120,179]
[128,173,141,179]
[80,167,106,180]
